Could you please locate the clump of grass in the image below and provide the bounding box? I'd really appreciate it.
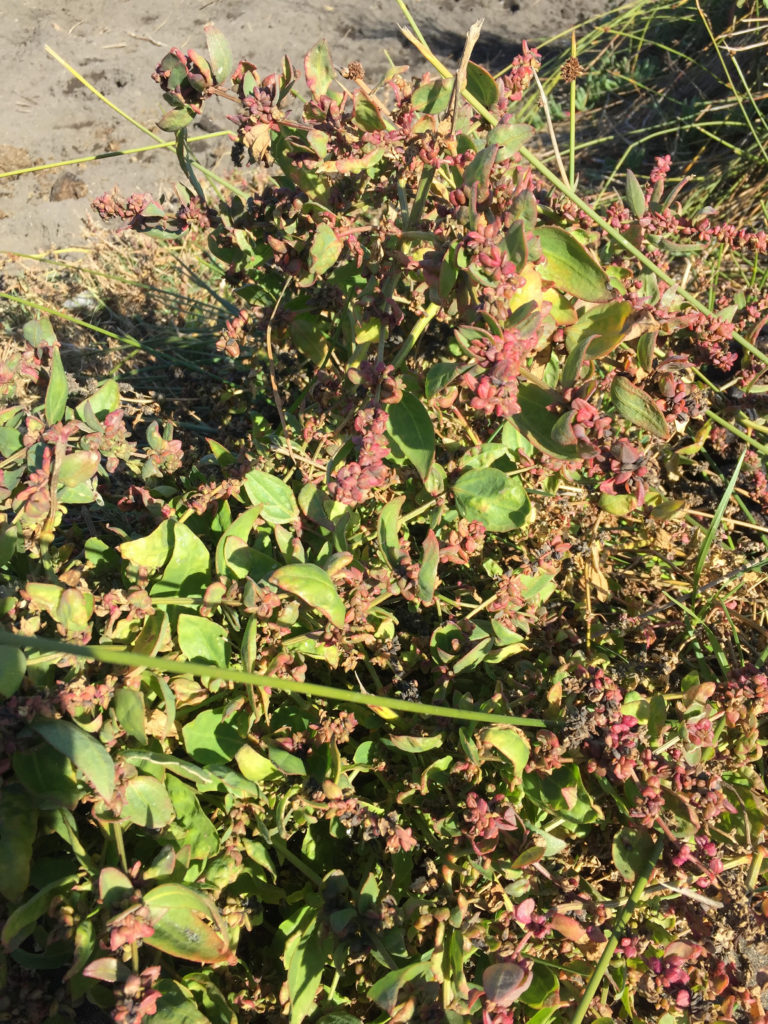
[527,0,768,225]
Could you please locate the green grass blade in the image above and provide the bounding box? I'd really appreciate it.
[691,448,746,602]
[0,630,551,729]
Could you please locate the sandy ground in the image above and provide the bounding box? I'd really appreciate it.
[1,0,619,257]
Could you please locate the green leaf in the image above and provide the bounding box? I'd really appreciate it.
[308,221,343,280]
[45,347,68,425]
[1,875,78,950]
[177,613,230,667]
[561,332,595,390]
[152,521,211,598]
[144,884,233,964]
[0,646,25,697]
[120,776,175,829]
[519,963,559,1009]
[0,785,38,901]
[118,520,173,573]
[599,493,637,516]
[157,106,196,133]
[318,1015,363,1024]
[31,719,115,800]
[502,219,528,271]
[381,734,444,754]
[369,962,432,1014]
[56,588,93,633]
[512,382,584,460]
[462,144,498,203]
[612,825,655,881]
[152,980,212,1024]
[214,508,263,575]
[377,496,405,571]
[411,78,452,114]
[58,450,100,488]
[304,39,334,99]
[236,744,281,782]
[386,391,435,481]
[285,922,331,1024]
[75,379,120,422]
[165,775,220,859]
[536,225,611,302]
[23,317,57,347]
[417,529,440,604]
[182,708,244,766]
[465,61,499,108]
[438,245,459,302]
[271,563,346,627]
[453,468,531,533]
[242,468,299,524]
[204,23,233,84]
[611,375,670,439]
[353,94,386,131]
[114,687,147,744]
[566,300,633,360]
[625,168,646,218]
[425,361,461,399]
[267,745,306,776]
[99,867,134,906]
[483,726,530,775]
[487,122,534,158]
[13,745,81,808]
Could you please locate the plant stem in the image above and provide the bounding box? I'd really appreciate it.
[569,31,577,188]
[570,835,664,1024]
[393,302,440,368]
[0,629,552,729]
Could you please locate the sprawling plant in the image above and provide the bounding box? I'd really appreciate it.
[2,11,768,1024]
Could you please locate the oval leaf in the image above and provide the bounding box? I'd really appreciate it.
[483,726,530,775]
[121,776,175,829]
[465,61,499,109]
[512,382,584,460]
[31,719,115,800]
[417,529,440,604]
[385,392,435,481]
[305,39,334,99]
[537,225,611,303]
[483,962,533,1007]
[453,468,531,533]
[611,375,670,439]
[612,825,655,881]
[242,469,299,524]
[0,646,25,698]
[144,885,232,964]
[177,614,230,667]
[271,563,345,627]
[566,300,633,361]
[308,222,343,279]
[45,347,68,425]
[204,23,233,84]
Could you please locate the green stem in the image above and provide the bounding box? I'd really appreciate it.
[393,302,441,368]
[706,411,768,456]
[270,835,323,887]
[0,629,551,729]
[569,32,577,189]
[570,835,664,1024]
[747,847,764,891]
[0,132,228,181]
